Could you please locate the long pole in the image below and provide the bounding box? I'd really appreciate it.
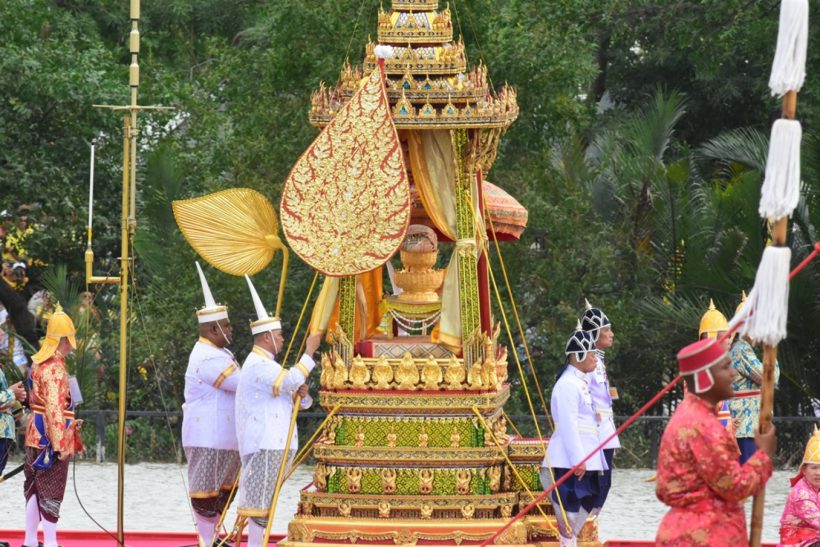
[262,395,302,546]
[749,91,795,543]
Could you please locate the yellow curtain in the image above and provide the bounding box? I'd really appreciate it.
[309,276,340,335]
[407,130,462,353]
[315,270,383,342]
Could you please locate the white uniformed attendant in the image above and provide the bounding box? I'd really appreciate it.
[582,299,620,454]
[543,322,606,547]
[182,262,241,547]
[235,274,322,547]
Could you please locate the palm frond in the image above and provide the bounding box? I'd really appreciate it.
[697,127,768,174]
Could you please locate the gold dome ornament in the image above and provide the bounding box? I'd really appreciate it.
[698,299,729,339]
[32,303,77,365]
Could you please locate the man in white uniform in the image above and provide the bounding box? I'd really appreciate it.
[235,275,322,547]
[543,322,606,547]
[182,262,241,546]
[581,299,619,515]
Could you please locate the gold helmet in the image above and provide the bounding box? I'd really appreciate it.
[803,426,820,465]
[735,290,747,317]
[31,303,77,365]
[698,299,728,339]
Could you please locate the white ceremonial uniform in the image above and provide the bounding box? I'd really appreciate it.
[589,351,620,450]
[236,346,314,521]
[545,366,607,471]
[235,346,314,457]
[182,337,240,450]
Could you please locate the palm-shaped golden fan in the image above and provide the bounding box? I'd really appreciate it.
[173,188,289,316]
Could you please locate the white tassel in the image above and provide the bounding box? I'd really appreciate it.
[769,0,809,97]
[738,247,791,346]
[760,119,802,221]
[374,45,394,60]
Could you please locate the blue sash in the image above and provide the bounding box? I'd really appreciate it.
[28,374,74,470]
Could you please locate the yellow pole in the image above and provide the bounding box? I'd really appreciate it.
[262,395,302,546]
[116,112,132,546]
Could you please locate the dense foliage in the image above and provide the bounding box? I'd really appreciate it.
[1,0,819,426]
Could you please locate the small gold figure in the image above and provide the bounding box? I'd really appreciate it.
[420,502,433,519]
[481,354,498,390]
[421,357,442,390]
[467,362,483,390]
[314,463,327,491]
[319,352,333,388]
[354,427,365,447]
[493,416,508,444]
[378,501,391,519]
[450,426,461,448]
[488,465,501,493]
[418,425,429,448]
[395,352,419,390]
[349,355,370,390]
[301,500,314,515]
[381,468,397,494]
[347,468,362,493]
[332,351,349,389]
[338,501,351,518]
[372,356,393,390]
[456,469,471,495]
[461,503,475,519]
[419,469,434,494]
[495,347,509,384]
[444,355,466,390]
[500,504,513,518]
[387,423,398,448]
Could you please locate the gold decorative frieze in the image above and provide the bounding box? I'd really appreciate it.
[378,7,453,43]
[323,464,501,496]
[508,437,549,463]
[283,516,538,546]
[319,384,510,414]
[363,41,467,75]
[391,0,440,11]
[319,351,506,392]
[313,445,507,466]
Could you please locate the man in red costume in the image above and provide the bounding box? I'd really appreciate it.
[655,337,775,545]
[23,303,83,547]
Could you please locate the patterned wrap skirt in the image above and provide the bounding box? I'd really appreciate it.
[185,446,240,518]
[23,446,70,523]
[237,448,296,523]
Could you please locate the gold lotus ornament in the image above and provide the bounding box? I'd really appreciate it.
[280,67,410,276]
[421,357,442,390]
[467,363,484,390]
[372,356,393,390]
[173,188,289,316]
[349,356,370,390]
[444,356,466,390]
[395,352,420,390]
[332,352,348,390]
[319,353,333,389]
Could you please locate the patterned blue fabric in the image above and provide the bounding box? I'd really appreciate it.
[728,339,780,438]
[0,367,15,441]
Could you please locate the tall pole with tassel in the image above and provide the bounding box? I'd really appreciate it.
[749,0,808,544]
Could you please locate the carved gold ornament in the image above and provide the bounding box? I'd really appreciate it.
[372,356,394,390]
[456,469,471,495]
[381,468,397,494]
[281,67,410,276]
[319,353,333,389]
[386,424,398,448]
[444,356,466,390]
[332,352,349,390]
[354,427,365,447]
[338,501,352,518]
[378,501,391,518]
[450,427,461,448]
[419,469,434,494]
[314,463,327,491]
[421,357,443,390]
[347,468,363,493]
[349,356,370,390]
[501,504,513,518]
[488,466,501,493]
[461,503,475,519]
[467,363,484,390]
[418,426,429,448]
[420,502,433,519]
[481,355,499,390]
[395,352,420,390]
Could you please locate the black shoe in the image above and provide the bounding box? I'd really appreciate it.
[212,540,233,547]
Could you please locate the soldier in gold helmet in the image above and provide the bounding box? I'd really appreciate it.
[698,300,734,434]
[779,427,820,545]
[22,304,83,547]
[728,292,780,464]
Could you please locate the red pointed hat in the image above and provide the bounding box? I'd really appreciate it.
[677,338,728,394]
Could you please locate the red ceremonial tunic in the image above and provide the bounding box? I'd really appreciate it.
[25,355,76,453]
[655,392,772,546]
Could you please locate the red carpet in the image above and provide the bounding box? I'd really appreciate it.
[0,530,281,546]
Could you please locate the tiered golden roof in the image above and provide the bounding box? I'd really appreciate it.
[309,0,518,129]
[378,6,453,43]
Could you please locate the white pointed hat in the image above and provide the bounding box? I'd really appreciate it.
[195,261,229,324]
[245,275,282,335]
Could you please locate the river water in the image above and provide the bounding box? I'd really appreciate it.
[0,462,786,542]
